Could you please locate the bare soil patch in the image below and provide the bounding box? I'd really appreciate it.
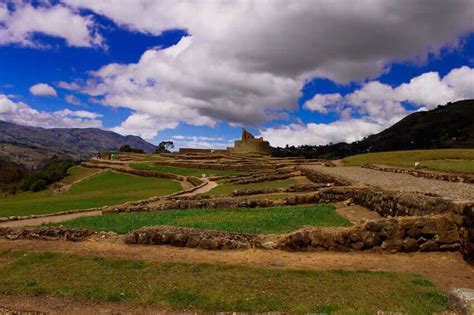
[334,202,382,224]
[0,211,102,228]
[0,238,471,292]
[0,294,169,315]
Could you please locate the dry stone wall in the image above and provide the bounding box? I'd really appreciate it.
[298,167,352,186]
[459,203,474,263]
[124,225,261,250]
[363,164,474,183]
[0,226,93,241]
[279,213,460,252]
[81,162,204,187]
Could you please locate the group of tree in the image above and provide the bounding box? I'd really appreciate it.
[119,141,174,154]
[119,145,145,153]
[0,156,76,194]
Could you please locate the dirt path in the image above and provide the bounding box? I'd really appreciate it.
[0,295,170,315]
[0,210,103,228]
[307,165,474,200]
[178,178,218,197]
[0,238,472,292]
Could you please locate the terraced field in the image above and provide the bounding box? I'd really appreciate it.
[0,172,181,217]
[49,204,351,234]
[130,163,242,176]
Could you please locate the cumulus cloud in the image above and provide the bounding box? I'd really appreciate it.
[171,135,230,150]
[306,66,474,119]
[29,83,57,96]
[264,66,474,147]
[60,0,474,138]
[65,94,85,106]
[0,1,102,48]
[260,119,388,147]
[110,113,178,140]
[0,94,102,128]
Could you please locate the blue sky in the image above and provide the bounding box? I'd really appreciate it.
[0,1,473,148]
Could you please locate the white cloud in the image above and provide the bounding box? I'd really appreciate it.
[65,94,85,106]
[0,94,102,128]
[29,83,57,96]
[0,2,102,48]
[172,135,225,142]
[306,66,474,120]
[61,0,474,138]
[110,112,178,140]
[58,81,81,90]
[260,119,388,147]
[267,66,474,147]
[80,36,299,137]
[303,93,343,114]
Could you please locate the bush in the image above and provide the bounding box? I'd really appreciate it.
[30,179,48,192]
[119,145,144,153]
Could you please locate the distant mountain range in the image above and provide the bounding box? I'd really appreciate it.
[273,99,474,158]
[0,121,156,168]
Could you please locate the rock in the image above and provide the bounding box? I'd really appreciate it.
[260,241,276,250]
[402,238,418,252]
[419,240,439,252]
[351,241,364,250]
[448,288,474,314]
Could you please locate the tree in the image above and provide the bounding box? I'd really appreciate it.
[119,145,144,153]
[155,141,174,153]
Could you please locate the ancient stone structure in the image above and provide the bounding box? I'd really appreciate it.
[227,129,271,155]
[178,128,271,156]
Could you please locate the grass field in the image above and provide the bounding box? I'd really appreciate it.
[0,172,181,218]
[130,163,242,177]
[60,166,100,185]
[203,178,298,196]
[50,204,350,234]
[0,250,447,313]
[343,149,474,173]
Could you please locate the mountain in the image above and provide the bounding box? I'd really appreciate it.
[0,121,156,165]
[272,99,474,158]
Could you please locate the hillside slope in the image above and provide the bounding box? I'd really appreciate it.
[0,121,156,161]
[359,99,474,151]
[272,99,474,158]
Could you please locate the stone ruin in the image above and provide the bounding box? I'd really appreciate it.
[179,128,271,156]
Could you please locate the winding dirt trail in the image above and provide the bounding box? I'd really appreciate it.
[0,238,472,292]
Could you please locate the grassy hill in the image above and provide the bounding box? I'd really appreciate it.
[343,149,474,173]
[273,99,474,159]
[0,171,181,217]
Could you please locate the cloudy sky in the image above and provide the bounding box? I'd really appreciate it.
[1,1,473,148]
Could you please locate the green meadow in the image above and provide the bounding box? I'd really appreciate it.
[0,171,181,217]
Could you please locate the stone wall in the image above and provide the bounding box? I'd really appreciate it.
[279,213,460,252]
[351,189,457,217]
[178,148,213,154]
[153,161,276,171]
[124,225,261,250]
[298,167,352,186]
[81,162,204,187]
[363,164,474,183]
[459,203,474,263]
[0,226,94,241]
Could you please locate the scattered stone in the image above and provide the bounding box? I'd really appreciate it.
[448,288,474,314]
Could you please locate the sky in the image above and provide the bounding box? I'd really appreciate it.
[0,1,473,149]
